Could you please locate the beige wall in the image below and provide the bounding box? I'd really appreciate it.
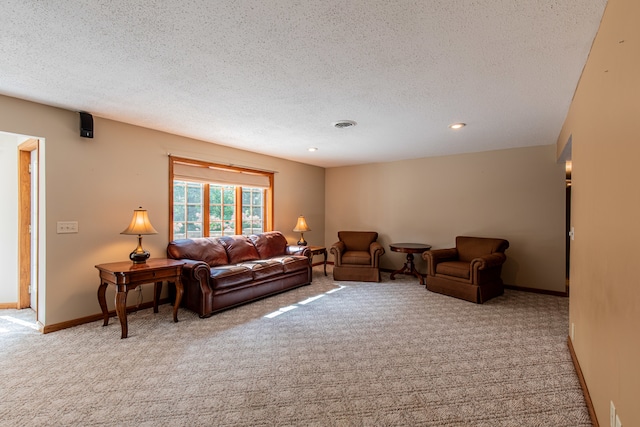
[558,0,640,424]
[0,94,325,326]
[325,144,567,292]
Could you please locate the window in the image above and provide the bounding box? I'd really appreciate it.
[241,187,264,235]
[208,184,237,236]
[170,156,273,240]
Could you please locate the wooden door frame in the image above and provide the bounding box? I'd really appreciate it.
[18,138,38,309]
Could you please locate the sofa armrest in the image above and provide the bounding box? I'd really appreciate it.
[287,245,311,258]
[178,259,208,278]
[330,241,345,266]
[287,245,311,266]
[422,248,458,276]
[369,242,385,267]
[174,259,214,316]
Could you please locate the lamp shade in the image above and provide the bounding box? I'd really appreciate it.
[121,208,158,235]
[293,215,311,232]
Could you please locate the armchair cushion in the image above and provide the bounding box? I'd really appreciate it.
[338,231,379,251]
[436,261,471,279]
[342,251,372,265]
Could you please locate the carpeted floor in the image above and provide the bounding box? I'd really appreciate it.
[0,267,590,426]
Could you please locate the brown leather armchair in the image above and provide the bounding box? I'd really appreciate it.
[422,236,509,303]
[330,231,385,282]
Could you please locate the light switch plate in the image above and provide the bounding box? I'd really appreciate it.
[57,221,78,234]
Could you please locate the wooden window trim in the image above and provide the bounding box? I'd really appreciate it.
[169,156,274,240]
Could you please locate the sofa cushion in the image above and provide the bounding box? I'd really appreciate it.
[436,261,471,280]
[209,265,254,289]
[341,250,371,265]
[249,231,288,259]
[242,259,285,280]
[219,235,260,263]
[268,255,310,273]
[167,237,229,267]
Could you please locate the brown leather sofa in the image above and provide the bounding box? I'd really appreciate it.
[422,236,509,303]
[330,231,385,282]
[167,231,311,317]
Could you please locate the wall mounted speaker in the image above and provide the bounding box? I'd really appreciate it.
[79,112,93,138]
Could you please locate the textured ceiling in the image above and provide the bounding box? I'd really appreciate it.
[0,1,607,168]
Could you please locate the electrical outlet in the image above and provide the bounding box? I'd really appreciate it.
[56,221,78,234]
[610,401,616,427]
[615,414,622,427]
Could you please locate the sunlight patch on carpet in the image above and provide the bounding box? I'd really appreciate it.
[264,285,346,318]
[298,294,325,304]
[0,315,39,331]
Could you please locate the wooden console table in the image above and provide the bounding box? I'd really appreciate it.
[389,243,432,286]
[308,245,328,276]
[96,259,184,339]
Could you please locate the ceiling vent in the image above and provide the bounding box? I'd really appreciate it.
[333,120,357,129]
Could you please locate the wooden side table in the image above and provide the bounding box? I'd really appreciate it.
[95,259,185,339]
[389,243,432,285]
[308,245,328,276]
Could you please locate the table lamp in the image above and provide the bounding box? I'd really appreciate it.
[121,207,158,264]
[293,215,310,246]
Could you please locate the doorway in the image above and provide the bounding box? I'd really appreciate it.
[18,139,39,313]
[560,137,572,297]
[566,162,571,295]
[0,132,43,328]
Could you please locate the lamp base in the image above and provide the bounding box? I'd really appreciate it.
[297,238,307,246]
[130,250,150,264]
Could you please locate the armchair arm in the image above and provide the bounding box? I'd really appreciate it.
[422,248,458,276]
[470,253,506,270]
[369,242,385,267]
[329,241,345,267]
[470,253,506,284]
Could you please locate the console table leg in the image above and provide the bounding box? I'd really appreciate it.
[97,282,109,326]
[115,289,128,339]
[173,278,183,323]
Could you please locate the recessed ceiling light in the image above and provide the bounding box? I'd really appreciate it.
[449,123,466,130]
[308,147,318,152]
[333,120,357,129]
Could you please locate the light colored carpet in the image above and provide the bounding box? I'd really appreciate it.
[0,267,590,426]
